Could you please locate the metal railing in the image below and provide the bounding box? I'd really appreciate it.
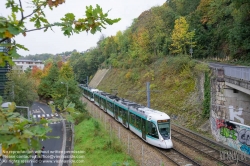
[224,66,250,82]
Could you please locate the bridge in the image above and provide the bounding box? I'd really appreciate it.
[223,67,250,95]
[209,64,250,124]
[209,64,250,156]
[209,64,250,105]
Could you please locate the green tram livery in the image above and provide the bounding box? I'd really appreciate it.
[80,85,173,149]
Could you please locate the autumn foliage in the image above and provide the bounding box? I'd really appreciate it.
[47,0,65,7]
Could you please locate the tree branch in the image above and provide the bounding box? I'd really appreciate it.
[22,7,40,21]
[24,24,56,33]
[19,1,47,26]
[18,0,24,21]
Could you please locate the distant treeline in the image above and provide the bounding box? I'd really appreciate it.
[19,50,77,61]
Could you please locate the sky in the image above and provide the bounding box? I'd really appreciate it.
[0,0,166,56]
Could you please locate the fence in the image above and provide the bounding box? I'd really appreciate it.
[224,67,250,81]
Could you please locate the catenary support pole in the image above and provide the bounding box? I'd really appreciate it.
[147,82,150,108]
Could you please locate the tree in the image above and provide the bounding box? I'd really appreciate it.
[146,7,167,56]
[129,28,151,64]
[38,62,59,100]
[0,0,121,66]
[170,16,195,55]
[168,0,200,16]
[31,66,43,80]
[53,63,84,112]
[31,66,43,87]
[70,53,91,83]
[68,49,102,83]
[4,70,39,106]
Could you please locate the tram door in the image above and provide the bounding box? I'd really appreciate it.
[142,119,146,140]
[114,105,119,120]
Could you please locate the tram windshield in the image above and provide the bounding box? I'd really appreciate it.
[158,120,170,140]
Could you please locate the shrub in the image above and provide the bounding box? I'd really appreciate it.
[202,71,210,118]
[74,112,91,125]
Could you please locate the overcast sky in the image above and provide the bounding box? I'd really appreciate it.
[0,0,166,56]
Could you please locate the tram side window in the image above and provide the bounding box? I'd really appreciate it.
[119,107,123,117]
[115,105,119,114]
[103,98,106,106]
[135,116,141,130]
[122,108,126,119]
[130,113,135,126]
[94,95,98,102]
[101,98,105,106]
[147,122,159,139]
[107,101,113,112]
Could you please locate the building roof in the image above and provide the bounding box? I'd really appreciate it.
[13,59,43,63]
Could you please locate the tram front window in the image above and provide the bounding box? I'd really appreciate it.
[158,121,170,140]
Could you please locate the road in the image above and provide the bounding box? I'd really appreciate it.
[208,61,250,68]
[1,102,65,166]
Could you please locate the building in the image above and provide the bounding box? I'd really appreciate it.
[12,59,44,72]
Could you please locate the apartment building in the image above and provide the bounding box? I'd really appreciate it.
[13,59,44,72]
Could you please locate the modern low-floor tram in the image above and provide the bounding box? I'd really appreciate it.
[80,85,173,149]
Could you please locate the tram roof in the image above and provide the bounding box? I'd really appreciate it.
[92,88,170,118]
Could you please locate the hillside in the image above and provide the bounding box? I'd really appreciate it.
[69,0,250,88]
[97,56,210,131]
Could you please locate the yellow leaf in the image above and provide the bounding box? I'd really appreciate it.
[4,31,14,38]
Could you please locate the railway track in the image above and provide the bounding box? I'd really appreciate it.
[172,124,250,166]
[83,97,250,165]
[155,147,200,166]
[83,97,201,165]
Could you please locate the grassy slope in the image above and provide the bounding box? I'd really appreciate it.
[73,118,137,166]
[98,56,209,130]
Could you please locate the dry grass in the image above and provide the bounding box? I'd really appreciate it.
[98,55,209,129]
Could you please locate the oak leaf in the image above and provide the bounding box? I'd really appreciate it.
[4,31,14,38]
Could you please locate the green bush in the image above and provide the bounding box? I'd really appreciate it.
[73,112,91,125]
[202,71,211,118]
[166,55,192,73]
[194,63,209,75]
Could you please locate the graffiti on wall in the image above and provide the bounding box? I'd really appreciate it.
[210,108,250,156]
[229,106,244,124]
[218,120,237,140]
[238,129,250,146]
[241,144,250,155]
[238,129,250,155]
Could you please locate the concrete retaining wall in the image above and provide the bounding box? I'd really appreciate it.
[210,68,250,156]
